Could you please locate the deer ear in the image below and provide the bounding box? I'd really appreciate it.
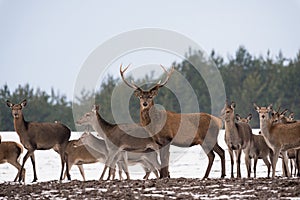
[134,89,141,97]
[247,114,252,121]
[20,99,27,108]
[92,105,100,112]
[268,104,273,111]
[6,100,13,108]
[235,114,241,121]
[150,86,160,97]
[253,103,260,111]
[230,102,236,109]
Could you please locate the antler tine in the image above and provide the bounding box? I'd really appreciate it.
[119,64,140,90]
[156,65,175,88]
[277,105,281,113]
[280,109,288,116]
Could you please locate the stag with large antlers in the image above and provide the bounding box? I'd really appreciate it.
[6,99,71,182]
[254,103,300,178]
[120,64,225,179]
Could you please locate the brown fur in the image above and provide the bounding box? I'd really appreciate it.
[254,103,300,178]
[74,132,160,180]
[236,114,272,178]
[6,99,71,182]
[0,141,26,181]
[120,65,225,179]
[221,102,252,178]
[76,105,160,180]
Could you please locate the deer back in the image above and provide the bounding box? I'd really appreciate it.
[0,141,23,161]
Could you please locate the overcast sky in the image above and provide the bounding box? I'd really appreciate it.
[0,0,299,101]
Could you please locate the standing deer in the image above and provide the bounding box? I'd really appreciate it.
[0,136,26,182]
[236,114,272,178]
[6,99,71,182]
[63,139,108,181]
[76,105,160,180]
[270,108,300,177]
[220,101,252,178]
[120,65,226,179]
[254,103,300,178]
[74,132,160,180]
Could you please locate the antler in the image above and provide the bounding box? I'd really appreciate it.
[152,65,175,89]
[119,64,141,90]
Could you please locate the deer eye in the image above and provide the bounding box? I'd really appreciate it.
[148,96,153,99]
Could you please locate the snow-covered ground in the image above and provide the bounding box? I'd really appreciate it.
[0,130,284,183]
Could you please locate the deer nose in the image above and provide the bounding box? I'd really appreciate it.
[262,115,265,119]
[143,102,148,107]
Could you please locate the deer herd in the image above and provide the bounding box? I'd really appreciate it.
[1,65,300,183]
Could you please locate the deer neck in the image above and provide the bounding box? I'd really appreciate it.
[260,118,271,138]
[13,114,28,135]
[93,112,114,138]
[140,104,159,127]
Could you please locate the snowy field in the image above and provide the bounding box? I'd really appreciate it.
[0,129,285,183]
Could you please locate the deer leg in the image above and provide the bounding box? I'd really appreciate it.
[271,149,280,178]
[244,153,251,178]
[18,150,32,182]
[213,144,226,178]
[228,149,234,178]
[281,151,291,177]
[116,162,124,180]
[63,160,73,180]
[30,153,39,182]
[142,165,151,180]
[253,157,258,178]
[235,149,242,178]
[10,160,25,182]
[202,150,215,179]
[296,149,300,177]
[120,152,130,180]
[262,157,271,178]
[63,151,71,181]
[159,145,170,178]
[77,164,86,181]
[100,149,119,181]
[99,165,109,180]
[290,159,294,177]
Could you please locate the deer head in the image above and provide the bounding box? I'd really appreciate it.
[120,64,175,110]
[6,99,27,119]
[220,100,236,122]
[76,105,100,126]
[236,114,252,123]
[253,103,273,120]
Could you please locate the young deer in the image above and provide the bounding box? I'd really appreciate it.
[0,136,26,182]
[76,105,160,180]
[236,114,272,178]
[120,65,225,179]
[63,139,107,181]
[6,99,71,182]
[254,103,300,178]
[74,132,160,180]
[221,102,252,178]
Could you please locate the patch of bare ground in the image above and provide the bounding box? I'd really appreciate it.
[0,177,299,199]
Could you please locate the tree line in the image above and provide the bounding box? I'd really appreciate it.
[1,46,299,130]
